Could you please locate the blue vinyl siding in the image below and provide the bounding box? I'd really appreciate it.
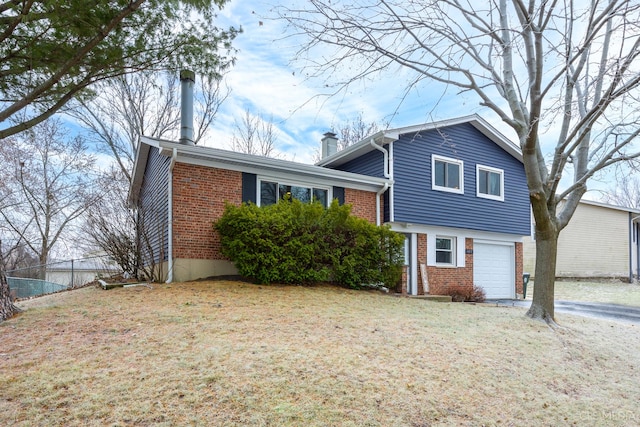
[138,147,170,264]
[392,123,530,235]
[336,149,385,178]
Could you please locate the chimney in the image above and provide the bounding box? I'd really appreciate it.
[179,69,195,145]
[321,132,338,158]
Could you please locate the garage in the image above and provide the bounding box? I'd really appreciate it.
[473,242,515,299]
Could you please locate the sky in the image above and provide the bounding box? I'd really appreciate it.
[205,0,500,163]
[201,0,625,201]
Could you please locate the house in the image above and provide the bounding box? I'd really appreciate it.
[317,116,530,298]
[523,200,640,282]
[129,134,391,283]
[131,116,529,299]
[130,70,530,296]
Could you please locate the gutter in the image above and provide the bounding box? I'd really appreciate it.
[166,147,177,283]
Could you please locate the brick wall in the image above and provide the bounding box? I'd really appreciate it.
[172,163,242,260]
[344,188,379,224]
[425,237,474,295]
[515,242,523,295]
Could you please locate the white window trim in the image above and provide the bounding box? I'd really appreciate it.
[435,235,456,267]
[426,233,466,268]
[432,154,464,194]
[476,164,505,201]
[257,177,331,207]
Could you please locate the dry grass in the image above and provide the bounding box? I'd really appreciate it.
[527,280,640,306]
[2,281,639,426]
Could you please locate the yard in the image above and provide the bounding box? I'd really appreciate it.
[527,280,640,306]
[1,280,639,426]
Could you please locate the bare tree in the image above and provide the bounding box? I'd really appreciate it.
[280,0,640,323]
[603,167,640,209]
[231,109,279,157]
[84,168,139,278]
[0,118,99,279]
[70,71,230,180]
[334,113,385,151]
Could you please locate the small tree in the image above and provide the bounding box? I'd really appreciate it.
[84,168,139,279]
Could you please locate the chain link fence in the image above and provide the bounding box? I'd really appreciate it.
[6,255,122,299]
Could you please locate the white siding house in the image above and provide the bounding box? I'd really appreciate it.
[523,200,640,281]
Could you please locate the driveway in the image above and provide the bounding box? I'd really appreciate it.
[489,299,640,324]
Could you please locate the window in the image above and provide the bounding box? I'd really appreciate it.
[259,180,328,207]
[432,155,464,194]
[476,165,504,201]
[435,236,455,265]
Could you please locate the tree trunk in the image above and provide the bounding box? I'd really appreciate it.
[0,267,20,322]
[526,231,558,324]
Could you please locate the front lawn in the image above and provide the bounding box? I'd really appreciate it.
[2,281,639,426]
[527,280,640,306]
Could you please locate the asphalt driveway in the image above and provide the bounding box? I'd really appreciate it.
[489,299,640,324]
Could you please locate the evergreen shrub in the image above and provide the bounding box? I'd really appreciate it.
[214,199,404,288]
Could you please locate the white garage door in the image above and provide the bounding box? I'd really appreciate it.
[473,242,514,299]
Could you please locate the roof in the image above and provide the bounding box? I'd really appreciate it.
[130,136,392,205]
[47,259,120,272]
[316,114,522,167]
[578,198,640,215]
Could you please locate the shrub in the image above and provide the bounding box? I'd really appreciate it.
[444,284,486,303]
[213,199,404,288]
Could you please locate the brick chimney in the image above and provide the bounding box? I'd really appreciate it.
[321,132,338,158]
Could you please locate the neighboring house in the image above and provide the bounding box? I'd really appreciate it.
[318,115,530,298]
[130,112,530,298]
[523,200,640,282]
[46,258,121,287]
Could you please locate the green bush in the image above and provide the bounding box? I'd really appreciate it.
[213,199,404,288]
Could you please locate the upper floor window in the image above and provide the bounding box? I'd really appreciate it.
[259,180,328,207]
[432,155,464,194]
[476,165,504,201]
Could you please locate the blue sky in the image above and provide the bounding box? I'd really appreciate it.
[207,0,502,163]
[200,0,618,199]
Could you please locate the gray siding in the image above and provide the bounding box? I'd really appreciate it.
[138,147,170,264]
[392,123,530,235]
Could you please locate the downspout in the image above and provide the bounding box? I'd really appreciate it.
[632,214,640,283]
[376,183,389,226]
[166,147,177,283]
[389,140,395,222]
[370,138,391,226]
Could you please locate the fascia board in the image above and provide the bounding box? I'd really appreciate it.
[318,114,523,167]
[155,139,390,192]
